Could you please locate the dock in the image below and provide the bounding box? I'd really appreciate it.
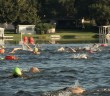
[0,36,13,39]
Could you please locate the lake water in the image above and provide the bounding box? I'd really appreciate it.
[0,43,110,96]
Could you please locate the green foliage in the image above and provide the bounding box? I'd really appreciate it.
[0,0,40,27]
[89,3,110,25]
[13,0,40,26]
[1,0,110,27]
[0,0,17,23]
[59,0,76,17]
[36,23,55,34]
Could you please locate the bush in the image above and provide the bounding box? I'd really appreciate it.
[92,34,99,38]
[36,23,55,34]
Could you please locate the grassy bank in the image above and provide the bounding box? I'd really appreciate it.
[5,29,98,44]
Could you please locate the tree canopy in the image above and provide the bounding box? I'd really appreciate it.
[0,0,40,27]
[0,0,110,26]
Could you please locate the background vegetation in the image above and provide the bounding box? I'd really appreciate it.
[5,29,98,44]
[0,0,108,43]
[0,0,110,27]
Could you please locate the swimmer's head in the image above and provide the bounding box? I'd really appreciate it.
[68,87,85,94]
[33,47,38,53]
[29,67,40,73]
[13,67,22,77]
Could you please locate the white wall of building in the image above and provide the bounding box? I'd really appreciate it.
[17,25,36,34]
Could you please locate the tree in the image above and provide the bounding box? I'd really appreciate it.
[0,0,40,29]
[36,0,61,20]
[73,0,94,19]
[13,0,40,26]
[59,0,76,18]
[0,0,17,23]
[89,0,110,26]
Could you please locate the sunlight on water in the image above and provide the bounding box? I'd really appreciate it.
[72,54,87,59]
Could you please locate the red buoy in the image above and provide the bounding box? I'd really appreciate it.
[23,36,28,44]
[5,55,18,60]
[28,37,34,44]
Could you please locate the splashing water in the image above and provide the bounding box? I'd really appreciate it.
[58,91,71,96]
[69,80,80,88]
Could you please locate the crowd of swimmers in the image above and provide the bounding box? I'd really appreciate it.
[0,42,109,95]
[57,43,107,59]
[0,43,41,60]
[11,67,85,95]
[57,43,104,53]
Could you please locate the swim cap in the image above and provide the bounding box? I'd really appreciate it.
[13,67,22,77]
[33,47,38,53]
[29,67,40,73]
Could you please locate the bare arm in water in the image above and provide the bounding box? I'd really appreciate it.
[9,43,33,53]
[23,43,33,51]
[9,48,23,53]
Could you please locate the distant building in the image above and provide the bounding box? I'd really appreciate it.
[0,23,15,30]
[17,25,36,34]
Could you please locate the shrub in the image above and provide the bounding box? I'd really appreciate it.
[36,23,55,34]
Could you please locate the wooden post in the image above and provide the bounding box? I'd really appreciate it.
[21,32,22,41]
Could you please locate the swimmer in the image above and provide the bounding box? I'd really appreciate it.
[10,66,40,78]
[57,47,65,52]
[67,86,85,94]
[70,80,85,94]
[65,47,76,52]
[90,43,101,52]
[29,67,40,73]
[0,45,5,54]
[83,44,101,52]
[57,47,76,52]
[9,43,33,53]
[9,48,23,53]
[100,43,108,47]
[33,47,40,54]
[5,55,19,60]
[9,43,40,54]
[42,80,85,96]
[12,67,23,78]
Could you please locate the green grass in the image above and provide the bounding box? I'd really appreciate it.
[5,29,98,44]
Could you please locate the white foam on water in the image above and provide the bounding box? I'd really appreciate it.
[58,91,71,96]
